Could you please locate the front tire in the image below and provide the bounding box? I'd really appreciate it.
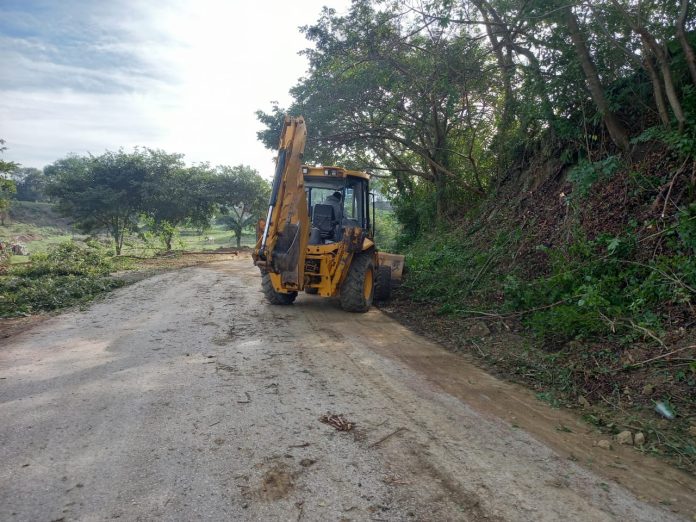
[262,273,297,305]
[339,253,374,312]
[374,265,392,301]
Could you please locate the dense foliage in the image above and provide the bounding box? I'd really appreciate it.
[258,0,696,226]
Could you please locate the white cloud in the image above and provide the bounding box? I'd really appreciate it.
[0,0,352,177]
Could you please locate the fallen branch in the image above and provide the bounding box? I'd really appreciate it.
[319,413,354,431]
[625,345,694,369]
[370,427,407,448]
[610,344,695,373]
[660,157,689,218]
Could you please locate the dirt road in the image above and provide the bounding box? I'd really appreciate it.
[1,258,695,521]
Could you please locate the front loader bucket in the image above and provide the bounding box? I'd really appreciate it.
[377,252,405,284]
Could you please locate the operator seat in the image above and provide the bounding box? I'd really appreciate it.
[310,204,336,243]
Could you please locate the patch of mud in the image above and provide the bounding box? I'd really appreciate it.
[255,463,294,501]
[0,313,51,341]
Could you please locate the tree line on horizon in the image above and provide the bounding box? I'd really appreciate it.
[0,146,270,253]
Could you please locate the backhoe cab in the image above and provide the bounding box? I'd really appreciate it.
[252,116,403,312]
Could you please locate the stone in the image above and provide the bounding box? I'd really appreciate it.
[467,321,490,338]
[689,425,696,438]
[616,430,633,445]
[566,340,584,352]
[597,439,612,450]
[641,384,654,396]
[578,396,591,409]
[634,432,645,446]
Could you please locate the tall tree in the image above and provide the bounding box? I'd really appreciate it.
[257,1,491,218]
[141,158,217,251]
[563,6,631,151]
[0,139,18,225]
[47,149,163,254]
[12,168,47,202]
[214,165,270,248]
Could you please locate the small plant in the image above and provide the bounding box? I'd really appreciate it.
[568,155,622,198]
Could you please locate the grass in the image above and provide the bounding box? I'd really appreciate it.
[178,225,256,250]
[119,224,256,257]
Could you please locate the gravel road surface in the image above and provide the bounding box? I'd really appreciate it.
[1,258,695,521]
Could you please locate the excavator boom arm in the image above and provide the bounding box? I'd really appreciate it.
[254,116,309,291]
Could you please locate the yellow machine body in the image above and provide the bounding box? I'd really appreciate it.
[253,116,403,312]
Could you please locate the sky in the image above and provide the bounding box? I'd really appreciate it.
[0,0,351,177]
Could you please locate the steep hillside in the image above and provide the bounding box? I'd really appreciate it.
[385,144,696,473]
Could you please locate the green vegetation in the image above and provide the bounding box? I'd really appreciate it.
[0,139,18,226]
[0,241,124,317]
[373,208,400,252]
[402,227,516,313]
[41,150,269,254]
[505,233,696,344]
[215,165,270,247]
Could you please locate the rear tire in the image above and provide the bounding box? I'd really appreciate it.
[374,265,392,301]
[339,253,374,313]
[262,273,297,305]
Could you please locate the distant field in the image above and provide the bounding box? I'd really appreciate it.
[179,226,256,250]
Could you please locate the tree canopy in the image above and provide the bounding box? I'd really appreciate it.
[11,168,48,202]
[44,150,270,253]
[46,150,156,254]
[257,0,696,230]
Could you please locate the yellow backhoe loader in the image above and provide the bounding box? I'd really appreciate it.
[252,116,404,312]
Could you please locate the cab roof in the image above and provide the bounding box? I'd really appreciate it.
[301,165,370,181]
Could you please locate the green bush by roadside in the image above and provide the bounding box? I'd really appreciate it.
[0,241,124,317]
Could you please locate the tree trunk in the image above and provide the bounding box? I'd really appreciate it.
[112,220,122,255]
[564,7,631,151]
[235,227,242,248]
[478,6,514,131]
[165,233,173,251]
[610,0,687,131]
[114,232,122,255]
[677,0,696,86]
[639,33,686,132]
[643,44,671,127]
